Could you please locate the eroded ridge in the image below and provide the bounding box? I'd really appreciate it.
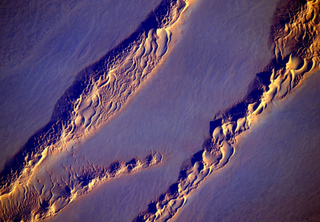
[0,0,190,221]
[134,1,320,221]
[0,152,163,221]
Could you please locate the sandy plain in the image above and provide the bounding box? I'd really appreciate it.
[1,0,320,221]
[51,0,279,221]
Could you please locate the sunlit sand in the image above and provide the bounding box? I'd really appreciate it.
[1,0,320,221]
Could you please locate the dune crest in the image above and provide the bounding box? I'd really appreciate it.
[0,152,162,221]
[134,1,320,221]
[0,0,191,221]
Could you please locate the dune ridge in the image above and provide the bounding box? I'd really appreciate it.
[0,151,162,221]
[0,0,191,221]
[133,1,320,221]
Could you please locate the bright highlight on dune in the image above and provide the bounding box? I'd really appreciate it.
[0,0,189,221]
[133,0,320,221]
[1,0,320,221]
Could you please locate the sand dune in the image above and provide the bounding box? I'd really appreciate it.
[0,151,162,221]
[0,0,190,221]
[1,0,320,221]
[133,1,320,221]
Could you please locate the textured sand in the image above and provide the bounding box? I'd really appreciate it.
[0,0,162,171]
[176,70,320,222]
[1,0,320,221]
